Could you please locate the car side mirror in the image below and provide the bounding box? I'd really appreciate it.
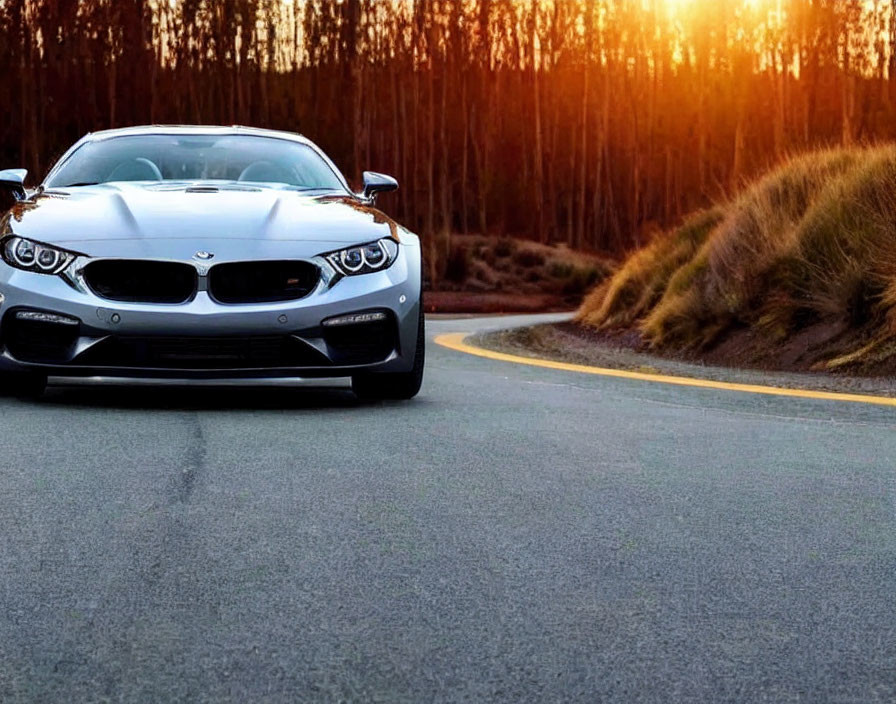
[362,171,398,202]
[0,169,27,201]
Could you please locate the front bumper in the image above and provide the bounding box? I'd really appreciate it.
[0,247,421,379]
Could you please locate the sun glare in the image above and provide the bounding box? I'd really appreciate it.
[657,0,778,17]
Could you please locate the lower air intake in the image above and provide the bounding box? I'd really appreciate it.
[75,335,330,370]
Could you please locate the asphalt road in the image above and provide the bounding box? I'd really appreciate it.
[1,313,894,703]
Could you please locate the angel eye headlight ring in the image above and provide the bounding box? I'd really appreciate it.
[12,239,35,267]
[37,248,61,271]
[326,238,399,277]
[1,237,78,275]
[362,243,386,267]
[340,248,365,272]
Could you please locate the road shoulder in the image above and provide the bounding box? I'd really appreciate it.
[448,321,896,401]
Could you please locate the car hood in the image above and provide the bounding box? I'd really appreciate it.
[2,182,402,258]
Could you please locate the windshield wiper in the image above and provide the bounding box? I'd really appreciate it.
[58,182,101,188]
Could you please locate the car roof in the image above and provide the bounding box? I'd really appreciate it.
[83,125,315,146]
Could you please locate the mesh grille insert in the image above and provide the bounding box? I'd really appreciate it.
[75,335,330,370]
[83,260,196,304]
[209,260,318,304]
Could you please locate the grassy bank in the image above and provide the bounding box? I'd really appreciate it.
[577,146,896,374]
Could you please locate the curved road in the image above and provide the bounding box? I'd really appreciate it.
[1,314,894,702]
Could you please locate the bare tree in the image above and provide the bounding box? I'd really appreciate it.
[3,0,895,262]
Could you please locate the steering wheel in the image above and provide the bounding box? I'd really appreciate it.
[107,157,163,182]
[238,161,294,184]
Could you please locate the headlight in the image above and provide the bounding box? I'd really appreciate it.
[2,237,78,275]
[325,238,399,277]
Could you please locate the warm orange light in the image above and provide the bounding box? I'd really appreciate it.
[659,0,768,13]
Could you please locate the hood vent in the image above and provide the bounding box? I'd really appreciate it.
[185,185,220,194]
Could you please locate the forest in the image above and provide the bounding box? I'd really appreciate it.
[2,0,895,271]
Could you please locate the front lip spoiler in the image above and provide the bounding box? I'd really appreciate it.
[1,347,401,380]
[4,361,397,380]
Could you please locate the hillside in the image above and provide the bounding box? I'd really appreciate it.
[577,146,896,375]
[426,235,614,313]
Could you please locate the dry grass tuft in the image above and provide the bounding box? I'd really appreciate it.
[577,207,723,330]
[578,145,896,371]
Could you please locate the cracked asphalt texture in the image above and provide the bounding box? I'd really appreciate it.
[0,313,894,703]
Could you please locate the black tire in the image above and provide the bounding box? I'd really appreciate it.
[0,371,47,399]
[352,303,424,401]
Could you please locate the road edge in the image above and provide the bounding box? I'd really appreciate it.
[434,332,896,408]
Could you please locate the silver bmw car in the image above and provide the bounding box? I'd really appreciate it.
[0,126,423,400]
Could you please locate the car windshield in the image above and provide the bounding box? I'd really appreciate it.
[46,134,347,191]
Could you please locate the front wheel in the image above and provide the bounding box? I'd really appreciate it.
[352,305,424,401]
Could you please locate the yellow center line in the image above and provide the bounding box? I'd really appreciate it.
[433,332,896,408]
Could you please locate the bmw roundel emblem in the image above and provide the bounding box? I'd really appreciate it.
[194,251,214,260]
